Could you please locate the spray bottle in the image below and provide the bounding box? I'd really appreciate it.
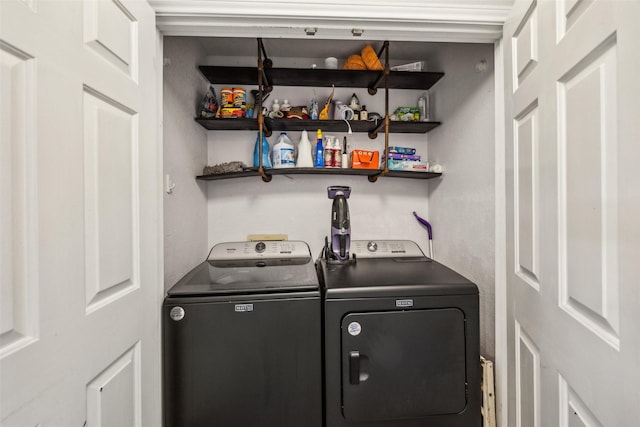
[314,129,325,167]
[333,136,342,168]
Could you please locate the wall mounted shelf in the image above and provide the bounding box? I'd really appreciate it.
[196,40,444,183]
[198,66,444,91]
[195,117,441,137]
[197,168,442,181]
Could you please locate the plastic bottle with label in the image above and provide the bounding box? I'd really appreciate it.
[324,135,334,167]
[253,132,272,168]
[310,95,319,120]
[272,132,295,168]
[418,91,430,121]
[314,129,325,167]
[333,136,342,167]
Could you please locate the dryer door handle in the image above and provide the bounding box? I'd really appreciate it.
[349,351,360,385]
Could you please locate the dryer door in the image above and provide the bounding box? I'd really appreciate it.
[341,309,467,422]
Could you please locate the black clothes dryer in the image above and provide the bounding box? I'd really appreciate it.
[163,241,322,427]
[317,240,480,427]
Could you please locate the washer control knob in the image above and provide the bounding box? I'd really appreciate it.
[367,241,378,252]
[255,242,266,253]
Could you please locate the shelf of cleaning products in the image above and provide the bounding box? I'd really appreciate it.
[199,66,444,90]
[196,168,442,181]
[195,118,441,134]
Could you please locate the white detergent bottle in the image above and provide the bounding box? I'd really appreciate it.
[272,132,295,168]
[296,130,313,167]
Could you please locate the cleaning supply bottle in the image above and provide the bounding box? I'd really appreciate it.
[272,132,295,168]
[333,136,342,168]
[314,129,325,167]
[324,135,334,167]
[296,130,313,167]
[253,132,272,168]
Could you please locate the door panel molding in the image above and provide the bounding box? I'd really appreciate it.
[87,342,142,427]
[515,321,540,427]
[83,85,140,314]
[513,100,540,291]
[511,0,538,91]
[83,0,139,81]
[557,34,619,350]
[556,0,596,43]
[558,374,604,427]
[0,40,39,358]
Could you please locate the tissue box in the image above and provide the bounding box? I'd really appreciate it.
[351,150,380,169]
[385,153,421,161]
[388,146,416,155]
[390,61,425,72]
[387,159,429,172]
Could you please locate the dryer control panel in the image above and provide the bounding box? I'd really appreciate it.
[350,240,425,259]
[209,240,311,261]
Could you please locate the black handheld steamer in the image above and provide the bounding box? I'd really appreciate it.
[325,186,352,262]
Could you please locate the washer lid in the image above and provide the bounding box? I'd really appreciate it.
[167,241,319,296]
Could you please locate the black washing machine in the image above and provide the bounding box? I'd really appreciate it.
[163,241,322,427]
[318,240,480,427]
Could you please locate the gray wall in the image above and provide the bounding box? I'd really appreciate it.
[163,38,209,290]
[204,81,434,257]
[428,44,496,360]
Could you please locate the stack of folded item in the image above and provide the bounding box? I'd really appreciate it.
[385,146,429,172]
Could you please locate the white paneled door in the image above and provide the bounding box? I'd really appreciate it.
[504,0,639,426]
[1,1,160,426]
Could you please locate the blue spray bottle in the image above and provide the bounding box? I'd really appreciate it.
[253,132,272,168]
[314,129,324,167]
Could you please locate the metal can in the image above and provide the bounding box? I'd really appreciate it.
[220,87,233,107]
[232,87,246,107]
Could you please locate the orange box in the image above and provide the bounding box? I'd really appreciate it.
[351,150,380,169]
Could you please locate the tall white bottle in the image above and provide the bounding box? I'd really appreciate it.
[296,129,314,167]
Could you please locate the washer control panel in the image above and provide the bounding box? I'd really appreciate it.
[209,241,311,261]
[350,240,425,259]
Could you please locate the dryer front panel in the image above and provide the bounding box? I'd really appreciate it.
[340,309,467,422]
